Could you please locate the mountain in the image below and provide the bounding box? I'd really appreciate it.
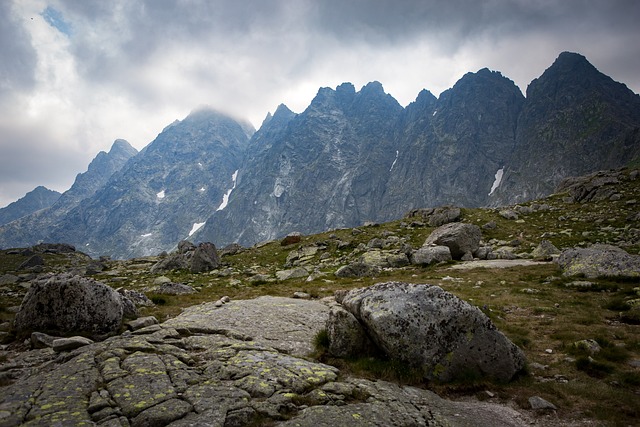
[0,139,138,249]
[1,52,639,256]
[43,108,254,258]
[198,82,403,245]
[0,186,61,226]
[489,52,640,205]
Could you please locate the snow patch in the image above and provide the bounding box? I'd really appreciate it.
[216,169,239,211]
[389,150,399,172]
[157,190,165,199]
[189,222,205,236]
[488,167,505,196]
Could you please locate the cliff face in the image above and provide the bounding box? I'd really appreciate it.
[198,82,404,246]
[489,52,640,205]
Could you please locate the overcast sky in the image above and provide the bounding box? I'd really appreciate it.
[1,0,639,208]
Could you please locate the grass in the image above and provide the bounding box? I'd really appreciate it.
[1,168,640,425]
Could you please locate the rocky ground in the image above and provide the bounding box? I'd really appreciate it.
[1,168,639,426]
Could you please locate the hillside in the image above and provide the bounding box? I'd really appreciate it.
[1,168,639,425]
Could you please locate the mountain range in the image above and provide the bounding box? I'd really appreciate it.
[1,51,639,259]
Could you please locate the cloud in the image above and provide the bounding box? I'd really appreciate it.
[0,0,639,207]
[0,2,38,96]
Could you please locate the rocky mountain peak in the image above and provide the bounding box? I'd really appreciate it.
[109,139,137,158]
[0,186,61,226]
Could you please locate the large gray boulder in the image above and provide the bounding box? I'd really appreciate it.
[335,282,526,382]
[557,244,640,279]
[411,245,452,265]
[13,273,124,338]
[424,223,482,260]
[151,240,221,273]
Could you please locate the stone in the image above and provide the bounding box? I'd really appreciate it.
[281,232,303,246]
[13,273,124,338]
[404,206,461,227]
[531,239,560,261]
[360,250,409,268]
[572,339,601,355]
[529,396,557,410]
[131,398,192,427]
[153,276,172,285]
[334,262,380,278]
[18,255,44,270]
[154,282,196,295]
[117,288,154,307]
[126,316,159,331]
[31,331,58,349]
[189,242,221,273]
[150,241,220,273]
[52,336,94,352]
[338,282,526,382]
[424,222,482,260]
[293,291,311,299]
[276,267,309,281]
[0,274,19,286]
[164,296,330,357]
[557,244,640,279]
[499,209,519,220]
[411,245,452,265]
[326,305,374,358]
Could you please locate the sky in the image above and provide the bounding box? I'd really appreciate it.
[1,0,639,208]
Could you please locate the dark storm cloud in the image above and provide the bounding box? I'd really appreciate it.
[1,0,639,208]
[0,2,38,96]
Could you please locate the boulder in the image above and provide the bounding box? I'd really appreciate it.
[153,282,196,295]
[557,244,640,279]
[424,222,482,260]
[13,273,124,338]
[281,232,302,246]
[531,240,560,261]
[337,282,526,382]
[276,267,309,281]
[18,255,44,270]
[360,250,409,268]
[52,336,94,352]
[405,206,461,227]
[334,262,380,278]
[151,241,220,273]
[190,242,221,273]
[31,331,58,349]
[411,245,452,265]
[326,305,374,358]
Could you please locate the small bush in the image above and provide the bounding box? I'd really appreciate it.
[314,328,330,351]
[151,296,167,305]
[605,298,631,312]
